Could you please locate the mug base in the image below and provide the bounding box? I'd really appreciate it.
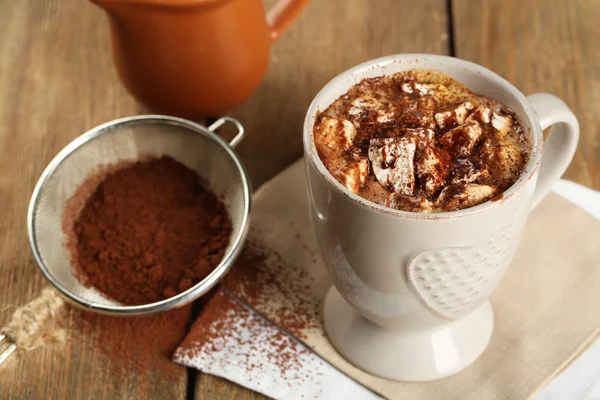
[323,286,494,382]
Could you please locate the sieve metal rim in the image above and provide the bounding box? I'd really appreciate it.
[27,115,252,316]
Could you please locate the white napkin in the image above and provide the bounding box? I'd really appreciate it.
[175,289,381,399]
[533,182,600,400]
[173,174,600,400]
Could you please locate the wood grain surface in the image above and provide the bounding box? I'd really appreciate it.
[453,0,600,189]
[0,0,596,399]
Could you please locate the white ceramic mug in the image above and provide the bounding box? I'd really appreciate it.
[303,54,579,381]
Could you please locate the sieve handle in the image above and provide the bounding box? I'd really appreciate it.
[208,117,245,148]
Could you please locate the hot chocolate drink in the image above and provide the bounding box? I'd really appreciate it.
[313,69,531,212]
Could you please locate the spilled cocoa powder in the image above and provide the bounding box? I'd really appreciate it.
[175,289,312,381]
[173,241,327,390]
[68,241,322,389]
[68,305,191,390]
[66,240,324,391]
[222,240,320,340]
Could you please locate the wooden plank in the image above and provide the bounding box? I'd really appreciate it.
[196,374,271,400]
[0,1,187,399]
[453,0,600,189]
[195,0,450,397]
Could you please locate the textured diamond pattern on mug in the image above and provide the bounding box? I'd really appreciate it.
[408,225,515,319]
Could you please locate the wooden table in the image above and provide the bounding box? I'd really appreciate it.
[1,0,598,398]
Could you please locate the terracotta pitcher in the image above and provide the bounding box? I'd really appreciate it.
[92,0,310,118]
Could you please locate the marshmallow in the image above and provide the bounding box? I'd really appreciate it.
[401,83,414,94]
[451,159,491,185]
[466,106,492,124]
[439,120,483,158]
[377,112,394,123]
[339,159,369,193]
[435,183,497,210]
[348,96,394,123]
[479,139,524,180]
[404,128,435,148]
[387,193,433,213]
[414,83,430,95]
[479,139,495,161]
[434,101,474,130]
[368,137,416,196]
[491,112,512,137]
[415,147,448,196]
[401,82,447,97]
[415,96,437,129]
[316,117,356,150]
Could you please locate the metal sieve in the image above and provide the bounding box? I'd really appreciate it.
[27,115,251,316]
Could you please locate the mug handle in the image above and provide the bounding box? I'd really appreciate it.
[526,93,579,210]
[266,0,311,42]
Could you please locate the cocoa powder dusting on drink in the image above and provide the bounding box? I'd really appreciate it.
[66,156,232,305]
[314,69,531,212]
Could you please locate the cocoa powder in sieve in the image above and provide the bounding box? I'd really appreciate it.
[68,156,232,305]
